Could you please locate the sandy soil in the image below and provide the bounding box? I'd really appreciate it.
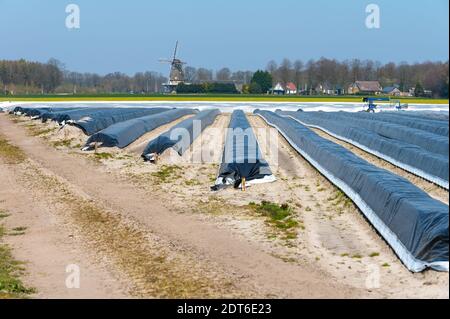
[0,113,362,298]
[0,164,131,299]
[0,112,448,299]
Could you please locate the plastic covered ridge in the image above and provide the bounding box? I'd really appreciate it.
[255,109,449,272]
[213,110,275,190]
[142,109,221,161]
[85,108,198,149]
[281,111,449,189]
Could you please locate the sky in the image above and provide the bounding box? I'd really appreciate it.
[0,0,448,75]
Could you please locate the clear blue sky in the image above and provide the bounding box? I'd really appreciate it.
[1,0,448,75]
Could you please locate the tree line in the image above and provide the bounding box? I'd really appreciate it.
[0,59,167,95]
[0,59,63,94]
[1,58,448,97]
[265,58,449,97]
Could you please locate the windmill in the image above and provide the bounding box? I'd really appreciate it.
[160,41,186,92]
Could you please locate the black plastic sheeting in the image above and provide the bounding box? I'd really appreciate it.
[212,110,273,190]
[384,111,449,122]
[70,108,171,135]
[142,109,220,161]
[11,106,81,118]
[332,111,449,136]
[279,111,449,157]
[255,109,449,272]
[282,111,449,189]
[41,107,111,123]
[85,108,198,149]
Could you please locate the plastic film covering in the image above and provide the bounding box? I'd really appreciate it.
[41,107,111,123]
[336,111,448,136]
[85,108,198,149]
[11,106,82,118]
[71,108,171,135]
[282,111,449,189]
[142,109,220,161]
[255,109,449,272]
[279,111,449,157]
[213,110,274,190]
[384,111,449,122]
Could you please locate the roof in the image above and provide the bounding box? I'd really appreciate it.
[273,83,285,91]
[382,86,400,93]
[286,82,297,91]
[354,81,382,92]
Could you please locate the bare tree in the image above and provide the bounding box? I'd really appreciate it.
[216,67,231,81]
[266,60,278,82]
[231,70,253,84]
[293,60,304,91]
[184,66,197,83]
[279,58,293,85]
[196,68,213,82]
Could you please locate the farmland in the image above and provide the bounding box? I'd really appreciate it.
[0,103,448,299]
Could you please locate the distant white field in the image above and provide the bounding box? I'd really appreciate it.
[1,100,449,113]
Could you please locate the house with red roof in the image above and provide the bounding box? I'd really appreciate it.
[285,82,297,95]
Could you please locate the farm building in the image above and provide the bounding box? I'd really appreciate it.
[285,82,297,95]
[347,81,382,95]
[270,82,297,95]
[382,86,402,96]
[315,83,333,95]
[315,83,346,95]
[270,83,285,95]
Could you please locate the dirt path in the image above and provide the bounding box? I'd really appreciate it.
[0,165,131,299]
[0,113,363,298]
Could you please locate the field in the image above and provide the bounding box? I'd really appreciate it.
[0,94,448,104]
[0,107,448,299]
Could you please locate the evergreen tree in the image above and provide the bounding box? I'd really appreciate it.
[250,70,272,93]
[414,82,425,97]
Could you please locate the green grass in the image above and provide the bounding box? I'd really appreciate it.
[185,179,201,186]
[0,222,35,298]
[0,210,10,219]
[28,127,56,137]
[151,165,182,183]
[94,152,114,160]
[0,135,26,164]
[52,139,75,148]
[369,252,380,258]
[328,190,353,209]
[248,201,300,238]
[9,227,27,236]
[1,93,447,104]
